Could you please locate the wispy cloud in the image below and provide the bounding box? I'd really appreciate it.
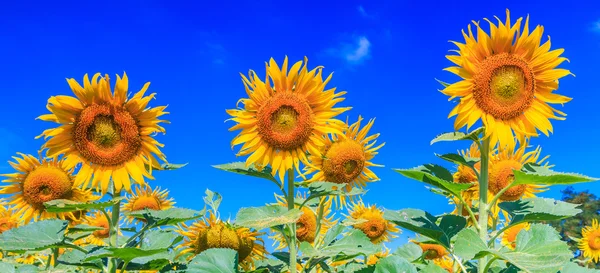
[345,36,371,63]
[593,20,600,32]
[357,5,376,19]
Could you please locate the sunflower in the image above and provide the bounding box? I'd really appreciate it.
[37,73,169,194]
[488,141,548,201]
[501,222,530,250]
[346,200,399,244]
[442,9,572,149]
[366,248,391,265]
[0,204,20,233]
[415,242,449,260]
[270,194,337,250]
[304,116,384,207]
[77,210,112,246]
[0,153,98,223]
[227,56,350,183]
[433,256,455,273]
[16,253,46,265]
[453,142,481,184]
[579,218,600,263]
[122,185,174,224]
[177,212,266,269]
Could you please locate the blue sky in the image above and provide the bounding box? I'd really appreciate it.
[1,0,600,251]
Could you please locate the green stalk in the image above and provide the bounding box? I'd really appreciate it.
[286,169,298,273]
[477,137,490,273]
[107,189,122,273]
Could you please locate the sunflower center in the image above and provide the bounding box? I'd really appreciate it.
[73,104,142,166]
[296,207,317,243]
[322,140,366,184]
[92,221,110,238]
[424,249,443,260]
[356,218,386,240]
[256,93,314,150]
[22,166,73,209]
[589,232,600,250]
[197,224,241,254]
[131,196,161,211]
[473,53,535,121]
[489,159,526,201]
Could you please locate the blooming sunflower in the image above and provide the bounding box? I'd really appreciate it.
[346,200,399,244]
[579,218,600,263]
[442,9,572,149]
[0,204,19,233]
[304,116,384,207]
[122,185,174,224]
[433,256,455,273]
[227,56,350,182]
[0,153,98,223]
[177,212,266,270]
[37,73,169,194]
[77,210,112,246]
[488,141,548,201]
[270,194,337,250]
[501,222,530,250]
[415,242,449,260]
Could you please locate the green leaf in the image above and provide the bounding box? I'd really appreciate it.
[0,262,15,273]
[84,230,181,262]
[0,219,67,252]
[384,209,466,247]
[66,224,104,233]
[212,162,277,183]
[305,182,365,197]
[127,207,205,227]
[374,256,417,273]
[322,223,346,247]
[235,205,302,230]
[44,197,125,213]
[158,162,188,170]
[422,263,450,273]
[335,261,374,273]
[436,153,479,169]
[514,163,598,185]
[393,243,423,262]
[203,188,222,214]
[186,248,240,273]
[320,229,379,259]
[394,165,473,196]
[499,198,582,226]
[431,127,484,145]
[454,228,488,260]
[560,262,600,273]
[58,245,103,269]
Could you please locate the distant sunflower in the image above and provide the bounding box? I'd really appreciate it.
[415,242,449,260]
[346,200,399,244]
[227,56,350,182]
[78,210,112,246]
[433,256,455,273]
[0,204,19,233]
[501,222,530,250]
[177,212,266,269]
[453,143,480,184]
[270,194,337,250]
[16,253,45,265]
[366,248,391,265]
[579,218,600,263]
[37,73,169,194]
[442,9,572,149]
[488,141,548,201]
[122,185,174,224]
[0,153,98,223]
[304,116,384,207]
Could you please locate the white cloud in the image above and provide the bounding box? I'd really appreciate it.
[345,36,371,63]
[593,20,600,32]
[357,5,375,19]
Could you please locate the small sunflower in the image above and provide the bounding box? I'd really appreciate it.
[0,153,98,223]
[37,72,169,194]
[177,212,266,269]
[77,210,112,246]
[433,256,455,273]
[579,218,600,263]
[488,141,548,201]
[0,204,20,233]
[366,248,391,265]
[346,200,399,244]
[122,185,174,224]
[16,253,46,265]
[501,222,530,250]
[270,194,337,250]
[442,9,572,149]
[453,142,480,184]
[415,242,449,260]
[227,56,350,182]
[304,116,384,207]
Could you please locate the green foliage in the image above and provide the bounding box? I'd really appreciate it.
[514,163,598,186]
[44,197,125,213]
[500,197,582,227]
[213,162,278,183]
[384,209,466,247]
[394,165,473,197]
[0,220,68,252]
[430,127,484,145]
[186,248,240,273]
[235,205,302,230]
[126,207,205,227]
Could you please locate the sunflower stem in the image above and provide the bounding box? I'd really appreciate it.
[286,169,298,273]
[457,195,480,232]
[107,189,122,273]
[477,137,490,273]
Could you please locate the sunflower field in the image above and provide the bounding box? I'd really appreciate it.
[1,8,600,273]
